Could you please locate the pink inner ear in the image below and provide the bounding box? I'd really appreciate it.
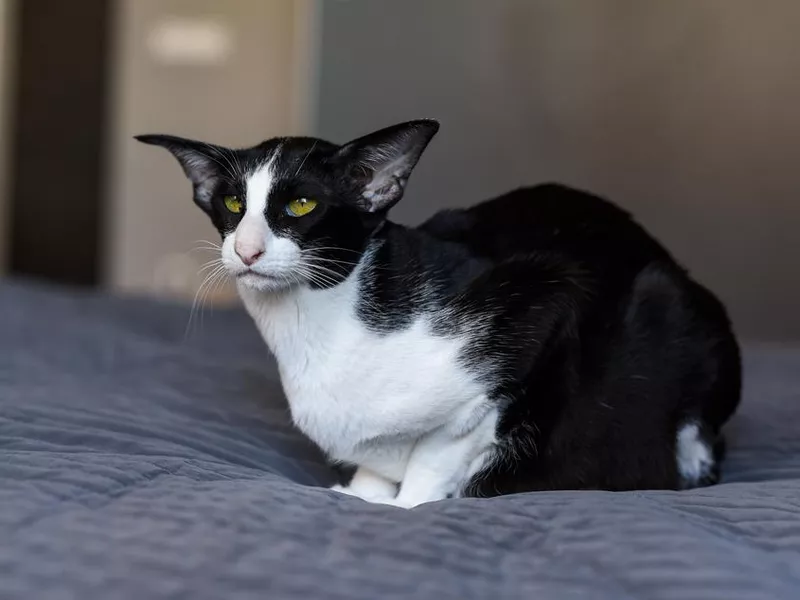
[361,178,404,213]
[336,120,439,212]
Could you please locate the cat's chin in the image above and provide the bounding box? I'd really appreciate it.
[235,271,295,294]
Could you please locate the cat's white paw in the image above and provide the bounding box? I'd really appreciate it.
[329,484,358,497]
[372,492,452,509]
[329,467,399,503]
[329,484,395,503]
[370,496,415,509]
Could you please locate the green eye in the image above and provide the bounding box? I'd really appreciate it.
[223,195,243,214]
[286,198,318,217]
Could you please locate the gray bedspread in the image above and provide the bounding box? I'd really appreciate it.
[1,279,799,600]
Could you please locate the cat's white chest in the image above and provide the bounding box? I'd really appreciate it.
[239,281,487,475]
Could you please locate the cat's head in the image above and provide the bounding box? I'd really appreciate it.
[136,120,438,293]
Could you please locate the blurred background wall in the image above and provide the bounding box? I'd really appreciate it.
[0,0,13,273]
[0,0,798,341]
[318,0,800,341]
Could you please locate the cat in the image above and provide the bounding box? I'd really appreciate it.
[137,119,741,507]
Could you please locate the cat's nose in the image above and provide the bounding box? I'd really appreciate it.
[235,244,264,266]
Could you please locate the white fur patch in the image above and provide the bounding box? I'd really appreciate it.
[243,159,274,216]
[331,467,397,502]
[237,254,498,506]
[676,422,713,485]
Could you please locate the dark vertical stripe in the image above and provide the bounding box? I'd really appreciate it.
[9,0,112,285]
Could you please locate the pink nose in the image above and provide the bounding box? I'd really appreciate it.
[236,246,264,266]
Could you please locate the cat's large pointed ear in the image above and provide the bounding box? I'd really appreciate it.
[335,119,439,213]
[135,134,227,212]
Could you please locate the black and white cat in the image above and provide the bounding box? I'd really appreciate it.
[137,120,741,507]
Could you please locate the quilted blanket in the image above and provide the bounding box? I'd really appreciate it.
[1,279,799,600]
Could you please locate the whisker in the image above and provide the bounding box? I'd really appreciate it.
[301,247,393,272]
[198,259,225,274]
[207,268,230,311]
[295,260,343,278]
[185,264,228,339]
[230,144,247,179]
[303,256,360,268]
[303,246,364,255]
[220,146,242,181]
[293,265,340,289]
[305,266,347,284]
[198,266,229,330]
[189,240,222,255]
[294,140,318,178]
[293,269,337,288]
[197,267,226,329]
[187,271,216,334]
[197,142,238,181]
[192,239,221,249]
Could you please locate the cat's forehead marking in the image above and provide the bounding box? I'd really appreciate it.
[244,144,282,216]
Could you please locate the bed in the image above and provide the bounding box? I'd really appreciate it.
[1,278,799,599]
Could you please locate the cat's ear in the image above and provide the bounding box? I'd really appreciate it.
[135,134,227,212]
[335,119,439,213]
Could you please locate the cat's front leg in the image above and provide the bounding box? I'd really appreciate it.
[330,466,398,502]
[379,409,499,509]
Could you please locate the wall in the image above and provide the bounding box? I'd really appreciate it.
[317,0,800,341]
[106,0,311,302]
[0,0,13,273]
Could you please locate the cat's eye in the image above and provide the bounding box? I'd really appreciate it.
[286,198,318,217]
[223,195,243,214]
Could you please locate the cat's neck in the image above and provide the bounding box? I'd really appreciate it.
[236,243,373,376]
[239,268,357,344]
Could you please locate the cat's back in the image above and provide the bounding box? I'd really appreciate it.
[418,183,671,274]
